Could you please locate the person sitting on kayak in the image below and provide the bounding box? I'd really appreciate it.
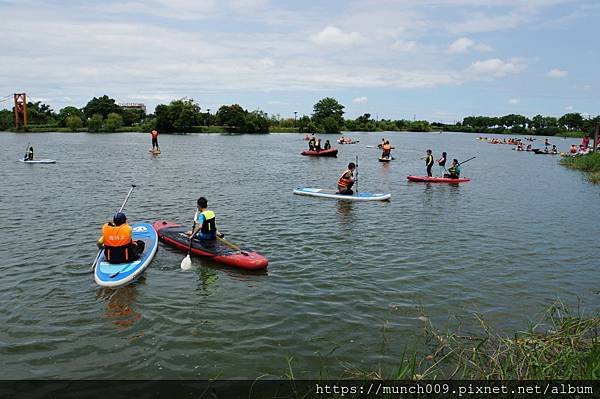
[381,141,392,159]
[308,137,315,151]
[315,138,322,152]
[338,136,345,144]
[150,129,159,151]
[189,197,218,241]
[97,212,145,264]
[551,145,558,154]
[324,140,331,150]
[24,146,34,161]
[437,151,447,175]
[421,149,434,177]
[526,144,532,151]
[444,159,461,179]
[337,162,356,195]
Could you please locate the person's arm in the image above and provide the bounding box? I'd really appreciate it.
[190,213,204,236]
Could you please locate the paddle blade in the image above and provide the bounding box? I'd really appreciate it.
[181,254,192,270]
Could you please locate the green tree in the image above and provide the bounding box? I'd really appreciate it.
[155,99,201,133]
[0,109,13,130]
[105,112,123,132]
[298,115,317,133]
[88,113,103,132]
[558,113,584,131]
[121,108,145,126]
[216,104,247,132]
[244,110,271,133]
[26,101,56,125]
[312,97,345,127]
[321,116,342,134]
[58,106,85,127]
[83,95,121,119]
[65,115,82,132]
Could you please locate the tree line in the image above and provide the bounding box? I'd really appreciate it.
[1,95,597,136]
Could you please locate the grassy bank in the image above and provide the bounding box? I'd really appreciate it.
[560,152,600,183]
[338,303,600,380]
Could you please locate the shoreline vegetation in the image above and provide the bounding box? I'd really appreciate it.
[560,153,600,183]
[2,95,598,138]
[341,303,600,380]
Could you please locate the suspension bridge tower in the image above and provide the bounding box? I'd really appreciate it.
[14,93,28,128]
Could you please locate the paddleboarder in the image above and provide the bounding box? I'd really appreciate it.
[97,212,145,264]
[421,149,434,177]
[444,159,461,179]
[437,151,447,176]
[24,146,34,161]
[187,197,219,241]
[381,141,392,159]
[150,129,159,151]
[337,162,356,195]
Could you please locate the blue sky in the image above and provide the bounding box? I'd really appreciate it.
[0,0,598,122]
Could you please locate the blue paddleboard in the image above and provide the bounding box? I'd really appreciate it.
[293,187,391,201]
[94,222,158,288]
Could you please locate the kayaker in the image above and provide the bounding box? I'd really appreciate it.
[437,151,447,175]
[188,197,218,241]
[324,140,331,150]
[544,138,550,146]
[151,129,159,150]
[315,138,322,152]
[24,146,34,161]
[444,159,461,179]
[97,212,145,264]
[526,144,532,151]
[381,141,392,159]
[337,162,356,195]
[308,136,315,151]
[339,136,345,144]
[551,145,558,154]
[421,149,434,177]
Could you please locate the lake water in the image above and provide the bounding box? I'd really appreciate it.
[1,131,598,379]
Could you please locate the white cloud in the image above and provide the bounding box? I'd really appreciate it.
[391,40,417,52]
[466,58,527,78]
[311,26,365,46]
[447,37,493,54]
[353,96,368,103]
[547,68,568,78]
[447,37,474,54]
[565,105,573,110]
[508,98,520,104]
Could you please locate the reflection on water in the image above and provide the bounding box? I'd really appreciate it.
[336,201,355,226]
[96,284,142,329]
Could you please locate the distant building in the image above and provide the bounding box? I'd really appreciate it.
[119,103,146,113]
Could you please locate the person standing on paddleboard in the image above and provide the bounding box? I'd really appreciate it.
[97,212,145,264]
[437,151,447,176]
[188,197,219,241]
[421,149,434,177]
[381,141,392,159]
[150,129,159,151]
[337,162,356,195]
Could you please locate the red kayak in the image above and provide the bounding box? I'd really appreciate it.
[153,220,268,270]
[301,148,338,157]
[407,175,470,183]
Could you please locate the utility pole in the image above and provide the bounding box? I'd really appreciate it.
[14,93,27,129]
[294,111,297,128]
[594,124,599,152]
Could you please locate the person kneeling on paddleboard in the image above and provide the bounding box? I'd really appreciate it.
[444,159,461,179]
[188,197,219,241]
[337,162,356,195]
[97,212,145,264]
[24,146,34,161]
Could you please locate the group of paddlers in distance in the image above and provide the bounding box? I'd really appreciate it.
[306,136,332,151]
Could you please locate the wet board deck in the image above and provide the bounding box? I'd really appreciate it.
[293,187,391,201]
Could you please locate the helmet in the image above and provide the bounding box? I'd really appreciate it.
[113,212,127,226]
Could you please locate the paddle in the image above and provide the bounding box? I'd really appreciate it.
[91,184,137,272]
[354,155,359,196]
[218,236,249,256]
[457,156,476,166]
[180,215,197,270]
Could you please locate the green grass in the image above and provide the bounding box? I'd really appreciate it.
[561,152,600,183]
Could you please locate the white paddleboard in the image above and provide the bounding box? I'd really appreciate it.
[19,158,56,164]
[293,187,391,201]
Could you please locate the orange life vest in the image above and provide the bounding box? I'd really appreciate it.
[337,170,353,188]
[102,223,133,263]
